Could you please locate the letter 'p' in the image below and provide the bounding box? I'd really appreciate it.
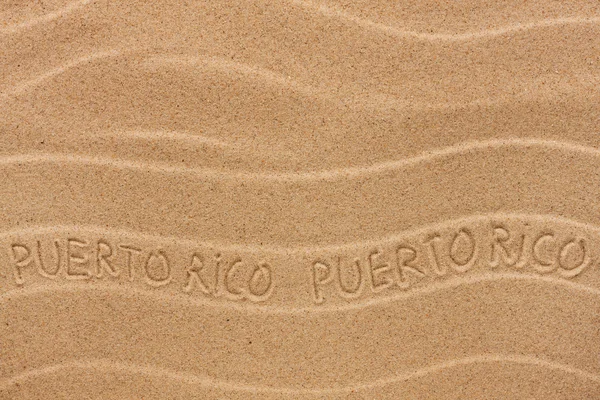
[11,243,33,286]
[311,261,332,304]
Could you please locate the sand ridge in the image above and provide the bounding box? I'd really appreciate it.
[1,0,600,399]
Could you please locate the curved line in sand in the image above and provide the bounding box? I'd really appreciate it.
[0,212,595,253]
[1,272,599,314]
[0,50,370,111]
[2,51,330,108]
[3,0,599,42]
[5,49,598,114]
[1,50,295,99]
[0,50,124,98]
[144,54,313,92]
[0,354,597,393]
[0,138,597,181]
[147,55,600,112]
[290,0,600,42]
[79,128,301,161]
[108,129,233,149]
[0,0,93,35]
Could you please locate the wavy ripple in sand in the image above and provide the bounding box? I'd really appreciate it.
[0,212,594,252]
[3,0,599,43]
[2,272,598,314]
[0,138,596,182]
[291,0,600,42]
[5,49,599,114]
[1,51,323,103]
[0,354,597,394]
[0,50,406,111]
[0,0,93,35]
[0,50,123,98]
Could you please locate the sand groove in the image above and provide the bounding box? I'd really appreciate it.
[0,0,93,35]
[0,50,123,98]
[0,211,590,252]
[1,272,599,314]
[289,0,600,42]
[1,354,599,394]
[0,137,593,180]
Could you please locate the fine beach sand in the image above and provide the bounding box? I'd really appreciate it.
[1,1,600,398]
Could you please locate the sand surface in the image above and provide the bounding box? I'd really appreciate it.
[1,1,600,399]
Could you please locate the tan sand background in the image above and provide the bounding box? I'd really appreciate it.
[1,0,600,398]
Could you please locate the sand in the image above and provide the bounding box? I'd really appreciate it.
[1,0,600,399]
